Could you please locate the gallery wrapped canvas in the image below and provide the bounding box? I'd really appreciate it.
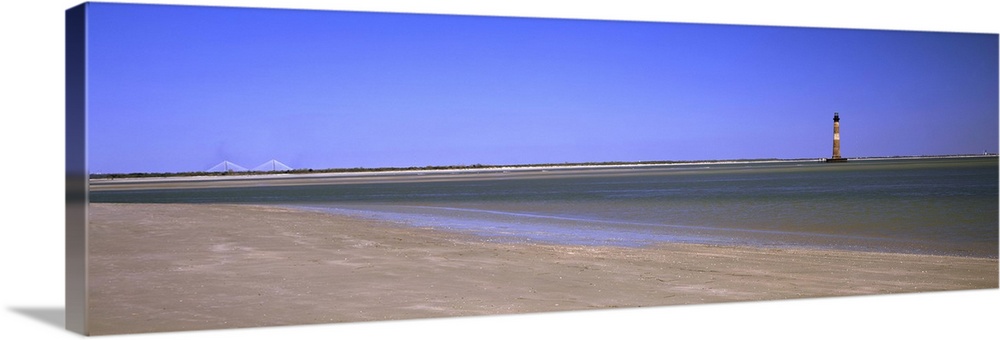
[65,1,997,337]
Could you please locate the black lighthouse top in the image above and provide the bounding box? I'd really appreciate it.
[833,112,840,122]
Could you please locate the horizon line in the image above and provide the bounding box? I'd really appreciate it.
[89,153,998,178]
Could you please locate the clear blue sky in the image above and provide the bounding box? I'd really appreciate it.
[84,2,998,174]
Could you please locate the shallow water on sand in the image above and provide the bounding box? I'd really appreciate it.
[92,157,999,257]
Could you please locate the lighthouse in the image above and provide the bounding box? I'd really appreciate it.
[826,112,847,162]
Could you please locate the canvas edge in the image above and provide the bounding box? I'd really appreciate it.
[65,2,89,335]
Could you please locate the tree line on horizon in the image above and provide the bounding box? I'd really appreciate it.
[89,158,788,179]
[89,153,995,179]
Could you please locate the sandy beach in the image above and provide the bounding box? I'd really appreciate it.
[87,203,998,335]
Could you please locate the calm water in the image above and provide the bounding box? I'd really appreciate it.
[92,157,999,258]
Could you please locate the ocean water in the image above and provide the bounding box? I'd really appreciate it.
[91,157,999,258]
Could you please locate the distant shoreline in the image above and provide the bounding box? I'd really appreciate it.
[89,154,997,191]
[90,153,996,180]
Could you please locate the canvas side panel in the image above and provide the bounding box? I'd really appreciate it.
[65,2,88,336]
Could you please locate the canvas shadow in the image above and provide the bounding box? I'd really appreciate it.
[9,307,66,330]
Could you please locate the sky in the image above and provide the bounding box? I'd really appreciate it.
[83,2,999,174]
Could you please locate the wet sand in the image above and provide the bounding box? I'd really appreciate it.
[87,203,998,335]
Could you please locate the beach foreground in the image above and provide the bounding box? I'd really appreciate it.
[88,203,997,335]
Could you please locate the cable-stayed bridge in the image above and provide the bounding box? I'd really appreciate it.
[252,159,293,172]
[206,160,248,172]
[207,159,292,172]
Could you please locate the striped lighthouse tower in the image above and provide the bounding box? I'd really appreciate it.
[826,112,847,162]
